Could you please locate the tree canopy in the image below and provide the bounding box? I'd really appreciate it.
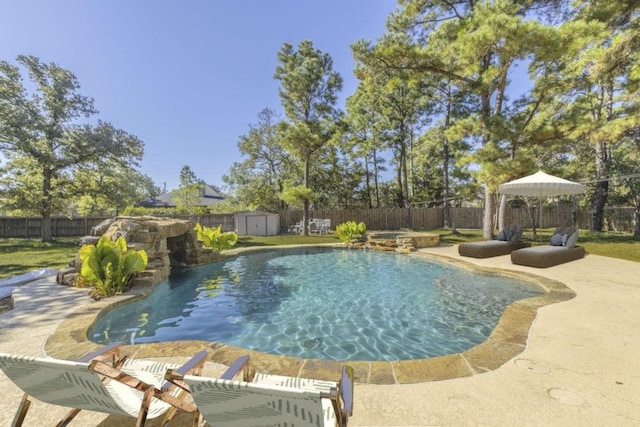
[0,55,146,240]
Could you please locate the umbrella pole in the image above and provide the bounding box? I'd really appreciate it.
[539,196,543,243]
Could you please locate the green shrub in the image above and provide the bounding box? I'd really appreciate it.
[336,221,367,244]
[79,235,148,299]
[194,223,238,252]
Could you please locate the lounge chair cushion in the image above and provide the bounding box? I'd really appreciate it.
[550,233,564,246]
[565,228,579,248]
[510,224,524,242]
[497,224,523,242]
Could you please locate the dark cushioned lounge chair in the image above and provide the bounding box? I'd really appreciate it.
[458,224,529,258]
[459,240,531,258]
[511,226,585,268]
[511,245,585,268]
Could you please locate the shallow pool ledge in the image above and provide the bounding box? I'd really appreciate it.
[44,251,575,385]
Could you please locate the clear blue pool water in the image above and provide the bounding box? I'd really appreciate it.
[88,247,543,361]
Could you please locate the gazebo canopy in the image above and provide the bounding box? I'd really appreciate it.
[498,170,585,197]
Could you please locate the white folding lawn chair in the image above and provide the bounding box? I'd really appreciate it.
[0,343,208,426]
[166,354,354,427]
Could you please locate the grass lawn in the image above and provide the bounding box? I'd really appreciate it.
[0,237,79,279]
[1,228,637,280]
[431,228,640,263]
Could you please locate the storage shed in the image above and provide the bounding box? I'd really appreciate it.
[233,211,280,236]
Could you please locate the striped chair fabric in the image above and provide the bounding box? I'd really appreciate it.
[0,353,182,419]
[184,374,339,427]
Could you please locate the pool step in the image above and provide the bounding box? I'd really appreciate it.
[396,237,416,253]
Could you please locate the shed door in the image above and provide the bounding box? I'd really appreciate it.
[246,216,266,236]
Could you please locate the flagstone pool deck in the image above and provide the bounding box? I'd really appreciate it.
[1,244,639,426]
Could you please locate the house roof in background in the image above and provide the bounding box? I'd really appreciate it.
[137,184,224,208]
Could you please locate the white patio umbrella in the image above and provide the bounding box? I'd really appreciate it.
[498,170,586,237]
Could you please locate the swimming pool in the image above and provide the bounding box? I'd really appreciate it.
[88,247,543,361]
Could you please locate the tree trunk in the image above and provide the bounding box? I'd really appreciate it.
[443,156,451,228]
[591,142,609,231]
[395,162,403,208]
[364,154,372,209]
[498,193,507,231]
[483,190,495,240]
[303,157,310,235]
[373,149,381,208]
[402,150,413,228]
[634,204,640,238]
[442,94,451,228]
[41,168,53,242]
[442,89,452,228]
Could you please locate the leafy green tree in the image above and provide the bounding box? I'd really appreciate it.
[547,1,640,231]
[605,137,640,237]
[274,40,343,234]
[358,0,562,238]
[309,141,368,209]
[173,165,204,214]
[223,108,293,211]
[0,55,143,240]
[69,162,157,216]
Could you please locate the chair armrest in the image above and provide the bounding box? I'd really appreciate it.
[78,342,123,364]
[91,360,198,413]
[220,355,250,381]
[161,350,208,392]
[340,365,354,417]
[90,359,151,392]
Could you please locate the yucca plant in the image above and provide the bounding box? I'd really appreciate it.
[336,221,367,244]
[194,223,238,252]
[79,235,148,299]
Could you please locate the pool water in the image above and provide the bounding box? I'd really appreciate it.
[88,247,543,361]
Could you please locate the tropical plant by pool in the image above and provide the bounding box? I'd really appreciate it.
[88,247,543,361]
[79,236,148,299]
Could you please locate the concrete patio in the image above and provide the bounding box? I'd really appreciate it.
[0,244,638,426]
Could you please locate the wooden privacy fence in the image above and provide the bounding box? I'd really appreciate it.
[0,215,236,239]
[278,208,444,231]
[0,217,111,238]
[278,206,636,233]
[0,207,635,238]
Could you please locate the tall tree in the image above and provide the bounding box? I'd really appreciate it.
[0,55,144,240]
[345,84,388,208]
[351,42,433,227]
[274,40,342,234]
[558,0,640,231]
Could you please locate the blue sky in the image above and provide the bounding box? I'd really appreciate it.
[1,1,397,191]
